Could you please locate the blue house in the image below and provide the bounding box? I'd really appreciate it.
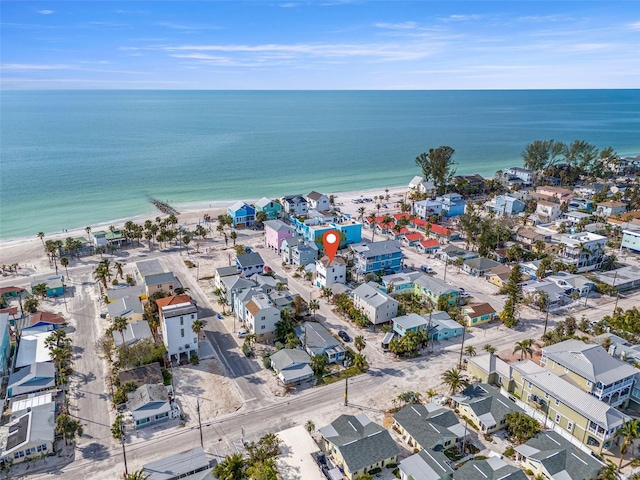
[0,313,11,375]
[228,201,256,228]
[381,271,423,294]
[492,195,525,216]
[436,193,466,217]
[290,217,363,248]
[31,275,64,297]
[430,311,463,341]
[392,314,428,337]
[351,240,403,275]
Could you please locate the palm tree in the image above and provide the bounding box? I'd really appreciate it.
[308,299,320,319]
[60,257,70,278]
[354,335,366,352]
[191,319,203,356]
[352,353,368,372]
[55,414,83,445]
[37,231,46,252]
[213,453,246,480]
[124,470,150,480]
[33,282,48,300]
[441,368,469,395]
[426,389,437,402]
[114,261,124,280]
[357,206,366,221]
[615,419,640,470]
[45,329,68,350]
[367,212,377,241]
[113,316,129,346]
[513,339,535,360]
[305,420,315,432]
[465,345,477,357]
[483,344,497,354]
[598,461,619,480]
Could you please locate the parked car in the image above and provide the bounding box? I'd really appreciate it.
[263,265,273,274]
[338,330,351,342]
[237,329,249,338]
[420,264,435,274]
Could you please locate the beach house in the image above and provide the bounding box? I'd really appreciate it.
[263,219,294,251]
[228,201,256,228]
[31,275,64,297]
[295,321,346,363]
[453,457,527,480]
[430,312,463,341]
[236,252,265,277]
[269,349,313,385]
[244,293,280,341]
[462,303,499,327]
[437,193,466,217]
[0,401,55,465]
[392,313,429,337]
[352,282,399,325]
[413,275,461,306]
[557,232,606,272]
[254,197,282,220]
[622,229,640,252]
[157,295,198,364]
[488,195,525,216]
[596,201,627,218]
[7,362,56,397]
[306,191,331,212]
[319,414,400,480]
[351,240,403,275]
[535,200,562,222]
[506,167,535,185]
[127,384,171,428]
[462,257,501,277]
[450,383,524,434]
[408,175,436,196]
[282,195,308,217]
[0,313,10,375]
[316,256,346,288]
[398,450,454,480]
[393,403,466,451]
[143,271,179,298]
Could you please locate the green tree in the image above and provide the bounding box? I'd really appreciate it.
[465,345,476,357]
[354,335,366,352]
[192,318,203,356]
[500,264,523,328]
[55,414,83,445]
[310,354,328,379]
[597,461,619,480]
[308,299,320,320]
[124,470,150,480]
[37,231,46,252]
[114,261,124,280]
[614,419,640,470]
[274,315,295,344]
[504,411,541,444]
[230,230,238,246]
[213,453,247,480]
[111,413,125,440]
[521,139,565,171]
[483,344,497,354]
[415,146,457,195]
[441,368,469,395]
[513,339,535,360]
[305,420,315,432]
[23,295,39,313]
[33,282,48,300]
[112,315,129,346]
[352,353,368,372]
[60,257,70,278]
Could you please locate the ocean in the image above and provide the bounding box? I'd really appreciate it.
[1,90,639,241]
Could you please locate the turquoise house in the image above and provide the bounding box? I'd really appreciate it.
[31,275,64,297]
[255,197,282,220]
[430,312,463,341]
[228,201,256,228]
[290,217,362,248]
[0,313,11,375]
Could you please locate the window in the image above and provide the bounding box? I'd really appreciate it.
[555,413,561,423]
[261,325,266,330]
[193,338,197,344]
[586,380,592,388]
[567,421,574,432]
[564,367,569,373]
[180,317,184,325]
[181,329,185,337]
[191,314,195,319]
[528,381,533,390]
[555,398,560,406]
[544,392,549,399]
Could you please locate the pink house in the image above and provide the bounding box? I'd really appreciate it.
[264,220,294,251]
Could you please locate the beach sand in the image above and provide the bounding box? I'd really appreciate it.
[0,185,407,274]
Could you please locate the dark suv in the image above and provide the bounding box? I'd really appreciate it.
[338,330,351,342]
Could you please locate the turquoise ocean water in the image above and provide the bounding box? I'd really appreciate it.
[1,90,639,241]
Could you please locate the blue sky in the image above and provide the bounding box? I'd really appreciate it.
[2,1,639,89]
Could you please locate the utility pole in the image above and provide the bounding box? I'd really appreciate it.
[443,259,449,283]
[344,377,348,406]
[543,292,550,336]
[461,416,468,455]
[197,398,203,448]
[120,419,128,477]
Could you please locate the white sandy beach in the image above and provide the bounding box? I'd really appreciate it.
[0,185,408,271]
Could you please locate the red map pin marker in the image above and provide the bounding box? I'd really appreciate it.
[322,230,340,265]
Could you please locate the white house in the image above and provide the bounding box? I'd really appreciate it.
[622,229,640,253]
[282,195,308,217]
[506,167,535,185]
[535,200,561,222]
[127,384,172,428]
[244,293,280,341]
[306,191,331,212]
[408,176,436,196]
[352,282,399,325]
[558,232,606,272]
[596,201,628,217]
[316,256,346,289]
[157,295,198,364]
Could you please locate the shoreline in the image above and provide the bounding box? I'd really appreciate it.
[0,184,407,266]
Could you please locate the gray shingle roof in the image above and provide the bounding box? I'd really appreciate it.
[399,449,454,480]
[264,220,291,233]
[236,252,265,268]
[414,275,459,297]
[352,282,396,308]
[351,240,402,258]
[270,349,311,372]
[393,404,465,450]
[541,339,637,385]
[393,314,428,331]
[512,361,628,430]
[463,257,501,271]
[515,431,602,480]
[452,383,522,430]
[144,272,176,286]
[453,457,527,480]
[295,322,341,354]
[319,414,400,474]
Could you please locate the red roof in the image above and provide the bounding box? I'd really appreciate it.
[0,286,25,296]
[411,218,427,228]
[420,239,440,248]
[379,222,395,230]
[0,307,19,316]
[156,294,192,309]
[31,311,65,325]
[404,233,424,242]
[399,227,410,234]
[393,213,411,221]
[429,224,454,236]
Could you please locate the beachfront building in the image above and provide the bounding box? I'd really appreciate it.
[540,339,637,407]
[596,201,627,217]
[437,193,466,217]
[282,195,308,217]
[414,199,445,219]
[236,252,265,277]
[486,194,525,216]
[306,191,330,212]
[290,216,363,248]
[157,295,198,364]
[506,167,535,185]
[263,219,294,251]
[244,293,280,341]
[316,256,346,289]
[450,383,524,434]
[462,303,498,327]
[515,431,602,480]
[557,232,606,272]
[30,275,64,297]
[0,313,10,375]
[254,197,282,220]
[393,403,466,452]
[509,360,628,452]
[295,322,346,363]
[228,201,255,228]
[408,176,436,196]
[319,414,400,480]
[351,240,402,275]
[622,229,640,252]
[575,182,607,198]
[352,282,398,325]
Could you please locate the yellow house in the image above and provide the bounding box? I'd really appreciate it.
[514,431,602,480]
[450,383,523,434]
[510,361,628,453]
[392,403,466,451]
[319,414,399,480]
[466,354,511,388]
[143,272,178,299]
[462,302,498,327]
[541,339,637,408]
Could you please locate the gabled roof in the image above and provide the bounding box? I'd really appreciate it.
[515,431,602,480]
[393,314,428,331]
[236,252,265,268]
[29,311,65,326]
[451,383,523,429]
[393,403,466,450]
[108,295,144,318]
[319,414,400,474]
[399,449,454,480]
[352,282,396,308]
[453,456,527,480]
[512,361,628,429]
[128,384,169,412]
[463,257,501,271]
[255,197,279,208]
[228,201,254,212]
[136,259,165,277]
[464,303,497,318]
[467,354,511,379]
[420,239,441,249]
[404,232,424,242]
[270,348,311,371]
[306,191,327,201]
[119,363,164,386]
[144,272,176,286]
[112,320,153,347]
[143,447,211,480]
[541,340,637,384]
[295,322,341,352]
[8,362,56,396]
[156,294,192,309]
[0,286,26,296]
[264,219,292,233]
[351,240,402,258]
[414,275,459,297]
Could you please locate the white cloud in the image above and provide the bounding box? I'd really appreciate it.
[442,14,483,22]
[36,9,54,15]
[156,22,221,31]
[1,63,71,70]
[628,21,640,30]
[374,22,418,30]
